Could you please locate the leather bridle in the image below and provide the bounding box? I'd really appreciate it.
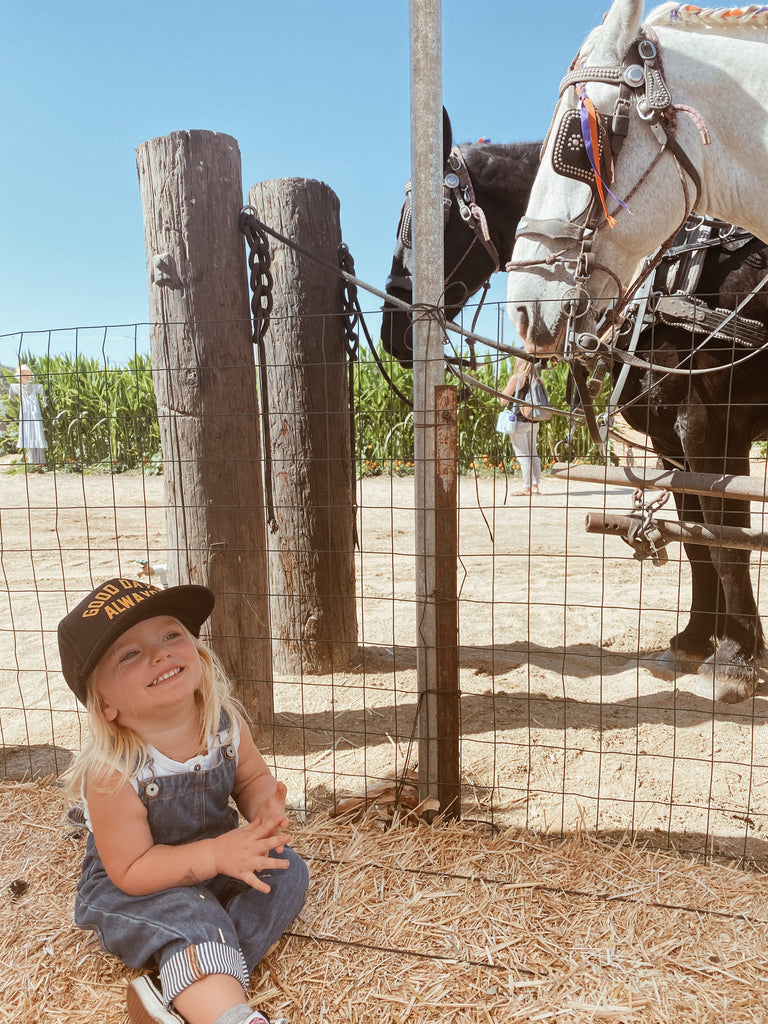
[390,145,501,294]
[508,29,708,361]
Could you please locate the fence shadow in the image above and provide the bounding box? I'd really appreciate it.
[273,641,768,756]
[1,744,73,782]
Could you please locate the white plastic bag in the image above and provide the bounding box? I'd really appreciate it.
[496,408,518,435]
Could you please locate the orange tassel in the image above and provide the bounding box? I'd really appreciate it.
[582,95,616,227]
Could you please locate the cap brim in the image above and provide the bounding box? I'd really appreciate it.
[78,584,215,692]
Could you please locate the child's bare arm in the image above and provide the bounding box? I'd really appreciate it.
[87,773,290,897]
[231,712,289,826]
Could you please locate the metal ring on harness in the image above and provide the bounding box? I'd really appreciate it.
[560,286,592,320]
[574,332,602,355]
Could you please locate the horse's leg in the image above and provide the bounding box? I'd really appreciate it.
[678,408,762,702]
[648,454,722,677]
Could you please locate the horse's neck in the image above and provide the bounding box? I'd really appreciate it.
[657,25,768,242]
[468,142,540,262]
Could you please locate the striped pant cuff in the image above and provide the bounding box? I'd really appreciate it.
[159,941,249,1004]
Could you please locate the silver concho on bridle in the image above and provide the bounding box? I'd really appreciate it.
[397,146,500,274]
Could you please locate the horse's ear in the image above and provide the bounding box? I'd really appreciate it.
[594,0,644,61]
[442,107,453,167]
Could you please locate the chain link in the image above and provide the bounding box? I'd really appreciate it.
[239,207,274,347]
[338,243,360,362]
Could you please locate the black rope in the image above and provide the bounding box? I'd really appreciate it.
[338,243,361,549]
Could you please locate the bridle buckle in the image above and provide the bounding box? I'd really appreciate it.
[576,251,596,281]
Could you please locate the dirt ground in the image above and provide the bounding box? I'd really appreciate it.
[1,464,768,864]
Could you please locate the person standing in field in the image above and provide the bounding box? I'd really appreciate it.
[501,357,543,496]
[9,364,48,466]
[59,577,308,1024]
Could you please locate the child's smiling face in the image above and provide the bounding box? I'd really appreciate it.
[92,614,202,726]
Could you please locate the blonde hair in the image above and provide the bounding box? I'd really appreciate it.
[64,629,244,802]
[513,356,536,381]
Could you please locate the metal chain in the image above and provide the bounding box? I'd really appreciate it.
[238,207,277,532]
[338,243,361,362]
[239,207,274,345]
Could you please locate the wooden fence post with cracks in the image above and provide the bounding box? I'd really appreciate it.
[136,129,273,737]
[247,177,358,674]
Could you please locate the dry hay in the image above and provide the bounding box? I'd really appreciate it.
[3,782,768,1023]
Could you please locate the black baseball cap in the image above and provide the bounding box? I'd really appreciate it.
[58,577,215,704]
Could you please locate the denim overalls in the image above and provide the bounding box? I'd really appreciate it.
[74,715,309,1006]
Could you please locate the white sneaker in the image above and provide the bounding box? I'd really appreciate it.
[126,976,185,1023]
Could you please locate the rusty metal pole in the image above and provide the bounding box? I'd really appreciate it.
[551,463,768,502]
[409,0,460,817]
[585,511,768,552]
[434,385,460,815]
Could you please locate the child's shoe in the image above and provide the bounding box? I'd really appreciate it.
[126,975,185,1023]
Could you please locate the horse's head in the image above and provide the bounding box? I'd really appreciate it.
[507,0,706,357]
[381,111,539,367]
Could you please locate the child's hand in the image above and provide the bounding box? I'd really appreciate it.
[214,814,292,891]
[262,782,290,839]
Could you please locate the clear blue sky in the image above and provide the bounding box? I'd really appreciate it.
[1,0,606,363]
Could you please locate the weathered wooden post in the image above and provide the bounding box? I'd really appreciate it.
[136,130,273,735]
[246,177,357,674]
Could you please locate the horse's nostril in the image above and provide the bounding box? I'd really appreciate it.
[514,305,530,343]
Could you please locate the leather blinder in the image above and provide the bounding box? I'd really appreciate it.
[552,108,611,190]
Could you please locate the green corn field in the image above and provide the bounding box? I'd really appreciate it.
[1,354,161,473]
[1,349,606,476]
[353,349,607,477]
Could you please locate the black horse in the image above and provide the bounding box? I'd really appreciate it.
[381,115,768,704]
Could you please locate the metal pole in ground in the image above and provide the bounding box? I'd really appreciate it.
[409,0,460,817]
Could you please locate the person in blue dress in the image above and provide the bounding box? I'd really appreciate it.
[9,364,48,466]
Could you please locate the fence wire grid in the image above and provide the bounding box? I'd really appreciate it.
[2,305,768,872]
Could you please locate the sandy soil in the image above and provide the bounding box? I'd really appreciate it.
[2,467,767,864]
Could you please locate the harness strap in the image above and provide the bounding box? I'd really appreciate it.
[515,216,590,243]
[559,66,625,93]
[656,218,712,295]
[655,294,768,348]
[446,147,501,272]
[569,359,605,452]
[663,130,702,211]
[399,146,500,275]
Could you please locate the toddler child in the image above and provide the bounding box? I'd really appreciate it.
[58,577,309,1024]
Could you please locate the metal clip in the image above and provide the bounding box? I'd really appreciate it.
[625,488,671,566]
[576,251,596,280]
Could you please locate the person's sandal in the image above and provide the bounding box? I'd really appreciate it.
[126,976,185,1023]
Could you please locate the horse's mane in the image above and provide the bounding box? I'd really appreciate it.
[646,2,768,34]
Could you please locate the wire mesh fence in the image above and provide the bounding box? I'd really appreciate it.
[2,306,768,871]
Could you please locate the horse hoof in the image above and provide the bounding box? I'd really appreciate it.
[646,647,702,680]
[698,652,757,704]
